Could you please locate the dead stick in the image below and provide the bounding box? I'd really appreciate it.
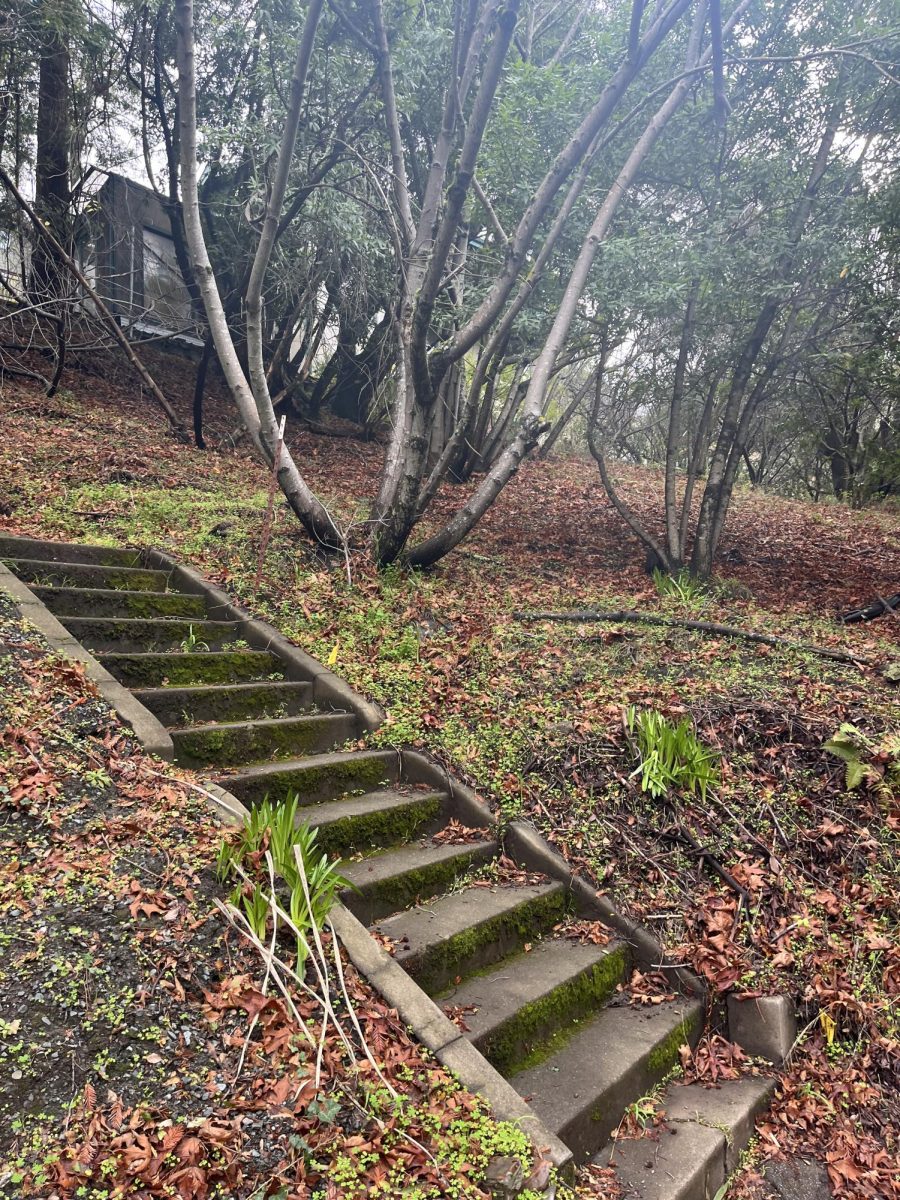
[515,608,874,668]
[0,166,184,435]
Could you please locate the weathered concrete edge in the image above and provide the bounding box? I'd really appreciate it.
[0,561,175,761]
[329,901,573,1172]
[664,1075,777,1176]
[144,550,385,734]
[504,821,708,999]
[400,750,499,830]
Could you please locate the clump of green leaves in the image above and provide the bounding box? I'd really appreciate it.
[625,706,719,800]
[216,794,353,969]
[823,723,900,797]
[652,567,708,610]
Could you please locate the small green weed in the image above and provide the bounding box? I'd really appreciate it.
[179,625,210,652]
[653,567,708,610]
[625,706,719,800]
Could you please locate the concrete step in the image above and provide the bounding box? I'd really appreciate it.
[132,680,315,726]
[511,997,704,1164]
[32,585,207,620]
[444,935,631,1076]
[98,649,283,688]
[170,712,357,767]
[296,787,448,858]
[341,836,500,925]
[373,881,570,997]
[3,557,168,592]
[219,749,398,806]
[63,616,241,653]
[597,1076,776,1199]
[0,536,141,567]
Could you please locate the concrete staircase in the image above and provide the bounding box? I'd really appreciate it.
[0,535,775,1198]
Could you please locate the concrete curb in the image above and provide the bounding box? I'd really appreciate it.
[504,821,707,999]
[0,560,174,761]
[400,750,499,830]
[329,901,573,1172]
[144,550,385,734]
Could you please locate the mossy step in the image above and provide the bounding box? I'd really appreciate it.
[63,616,241,653]
[374,882,570,997]
[32,585,207,620]
[220,749,397,806]
[293,788,446,858]
[341,836,500,925]
[0,536,141,568]
[444,935,631,1077]
[171,713,357,767]
[594,1076,776,1198]
[511,998,704,1165]
[132,680,314,726]
[98,649,283,687]
[4,558,168,592]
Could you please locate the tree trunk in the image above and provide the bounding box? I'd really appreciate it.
[31,4,71,304]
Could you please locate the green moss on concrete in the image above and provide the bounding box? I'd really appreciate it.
[352,844,493,919]
[172,715,353,767]
[232,756,391,805]
[485,944,629,1077]
[315,795,441,858]
[101,569,168,591]
[411,888,571,996]
[646,1009,702,1075]
[101,651,282,687]
[149,682,311,726]
[73,617,231,651]
[120,592,206,618]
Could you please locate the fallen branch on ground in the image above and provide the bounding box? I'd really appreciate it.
[514,608,875,668]
[841,592,900,624]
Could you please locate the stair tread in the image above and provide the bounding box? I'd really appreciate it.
[0,537,140,566]
[300,787,446,829]
[605,1120,724,1200]
[4,558,168,588]
[133,680,311,699]
[98,650,284,688]
[171,712,349,735]
[133,680,315,725]
[512,998,703,1155]
[343,835,499,893]
[32,585,207,618]
[443,935,623,1044]
[374,880,564,964]
[597,1077,775,1199]
[65,616,239,631]
[32,586,197,602]
[103,649,275,661]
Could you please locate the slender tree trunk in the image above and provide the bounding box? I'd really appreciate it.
[690,86,844,576]
[408,0,719,568]
[587,355,675,572]
[679,368,721,554]
[174,0,340,546]
[664,278,699,565]
[31,4,70,304]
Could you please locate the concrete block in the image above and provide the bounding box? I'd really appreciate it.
[727,994,796,1063]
